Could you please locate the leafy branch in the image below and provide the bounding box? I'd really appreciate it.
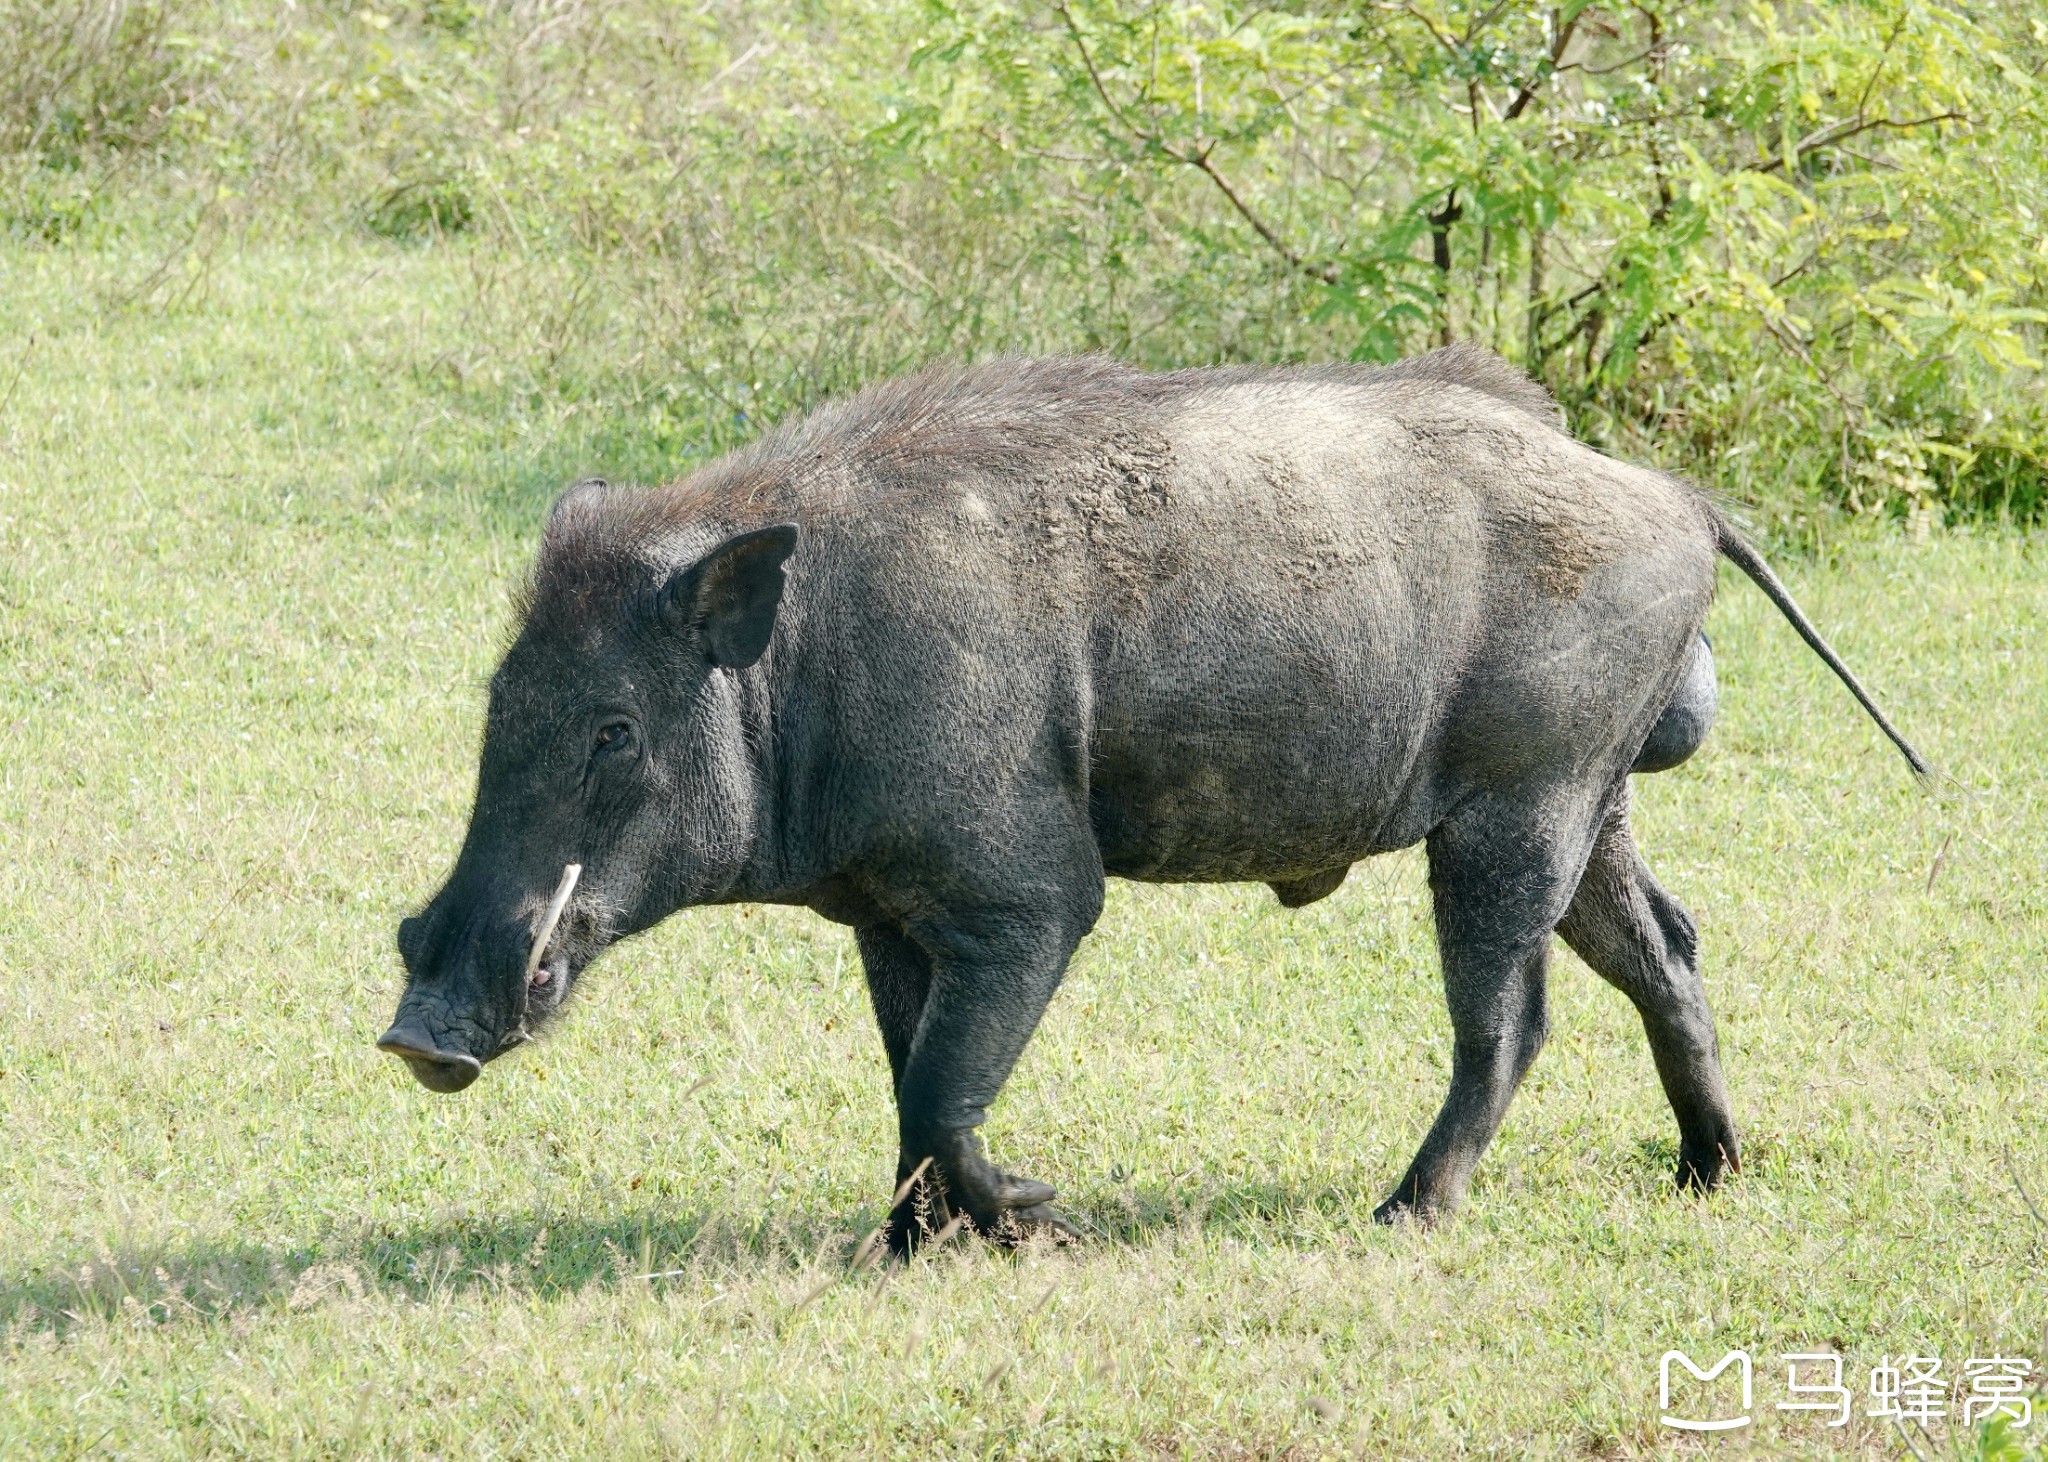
[1052,2,1341,286]
[1536,92,1969,370]
[1747,110,1967,176]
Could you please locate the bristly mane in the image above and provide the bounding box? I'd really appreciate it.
[522,345,1567,621]
[521,356,1149,626]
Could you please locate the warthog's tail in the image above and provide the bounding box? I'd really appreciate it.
[1714,513,1932,780]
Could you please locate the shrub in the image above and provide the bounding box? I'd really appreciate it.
[2,0,2042,531]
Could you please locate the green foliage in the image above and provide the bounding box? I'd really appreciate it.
[363,176,472,240]
[0,164,97,241]
[944,0,2048,528]
[0,0,188,160]
[1,0,2044,529]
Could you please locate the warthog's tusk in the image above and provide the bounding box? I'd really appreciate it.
[524,863,582,981]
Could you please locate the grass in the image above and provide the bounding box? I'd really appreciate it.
[0,234,2044,1459]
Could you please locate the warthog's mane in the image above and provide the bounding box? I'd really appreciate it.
[653,343,1563,519]
[522,344,1564,628]
[1165,342,1565,431]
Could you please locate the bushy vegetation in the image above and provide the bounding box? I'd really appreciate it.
[4,0,2046,531]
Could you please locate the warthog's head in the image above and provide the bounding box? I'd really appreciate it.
[379,481,798,1092]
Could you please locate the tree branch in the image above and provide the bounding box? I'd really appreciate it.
[1544,101,1955,362]
[1759,313,1864,424]
[1749,111,1967,175]
[1852,12,1911,119]
[1054,2,1146,139]
[1502,8,1583,122]
[1464,0,1513,44]
[1574,46,1655,77]
[1391,3,1464,60]
[1055,2,1341,286]
[1185,145,1341,284]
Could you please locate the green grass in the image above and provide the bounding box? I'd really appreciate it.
[0,236,2044,1459]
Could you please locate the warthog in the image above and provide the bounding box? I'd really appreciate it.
[379,346,1925,1245]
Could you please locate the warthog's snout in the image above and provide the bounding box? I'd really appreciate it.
[380,867,587,1091]
[376,1023,484,1093]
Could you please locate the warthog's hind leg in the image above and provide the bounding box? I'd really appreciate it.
[1374,789,1604,1225]
[1556,788,1740,1193]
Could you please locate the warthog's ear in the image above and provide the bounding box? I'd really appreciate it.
[544,477,610,543]
[659,523,800,669]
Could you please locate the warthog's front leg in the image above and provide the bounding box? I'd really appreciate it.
[883,901,1095,1253]
[858,923,1051,1242]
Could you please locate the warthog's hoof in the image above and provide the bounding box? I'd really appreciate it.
[884,1162,1081,1255]
[1370,1195,1449,1228]
[885,1198,1082,1254]
[1675,1135,1740,1194]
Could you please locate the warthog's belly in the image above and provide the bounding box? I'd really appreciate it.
[1084,567,1457,884]
[1086,689,1449,885]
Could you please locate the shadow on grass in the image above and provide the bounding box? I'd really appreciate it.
[0,1169,1425,1335]
[0,1200,851,1336]
[0,1132,1714,1335]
